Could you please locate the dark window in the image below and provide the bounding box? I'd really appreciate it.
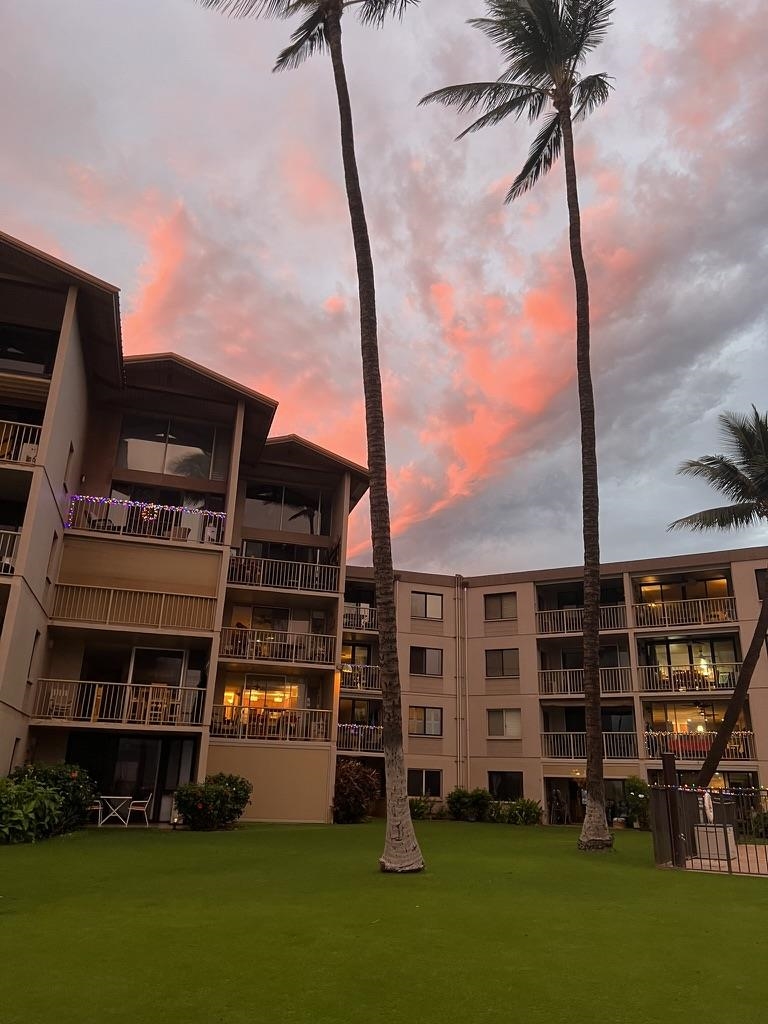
[410,592,443,620]
[408,706,443,736]
[0,323,58,377]
[116,415,228,480]
[484,592,517,620]
[488,771,523,800]
[409,647,443,676]
[243,482,330,534]
[756,570,767,600]
[407,769,442,798]
[485,648,520,677]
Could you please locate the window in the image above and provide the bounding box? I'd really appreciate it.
[410,591,443,620]
[407,769,442,798]
[63,443,74,494]
[0,323,58,377]
[487,708,522,738]
[116,415,230,480]
[485,648,520,677]
[410,647,443,676]
[408,706,443,736]
[243,482,331,535]
[484,592,517,620]
[488,771,523,800]
[757,570,767,600]
[46,530,59,582]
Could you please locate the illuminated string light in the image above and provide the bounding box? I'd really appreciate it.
[65,495,227,529]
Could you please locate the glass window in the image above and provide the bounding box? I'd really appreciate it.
[408,707,443,736]
[409,647,443,676]
[130,649,184,686]
[116,414,167,474]
[488,771,523,800]
[756,570,767,600]
[0,323,58,377]
[487,708,522,738]
[485,649,520,677]
[410,592,443,620]
[242,676,302,710]
[407,769,442,798]
[484,593,518,620]
[164,420,214,478]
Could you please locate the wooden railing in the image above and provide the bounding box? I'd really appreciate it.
[0,529,19,574]
[228,555,339,593]
[343,604,378,630]
[536,604,626,634]
[541,731,638,759]
[219,627,336,665]
[633,597,737,628]
[337,723,384,753]
[638,663,741,693]
[67,496,226,545]
[538,667,633,695]
[209,705,331,742]
[644,730,755,761]
[339,664,381,690]
[52,585,216,631]
[33,679,205,726]
[0,420,41,465]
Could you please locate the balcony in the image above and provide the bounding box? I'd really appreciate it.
[0,420,41,465]
[343,604,378,631]
[228,554,339,594]
[638,663,741,694]
[538,667,633,696]
[337,723,384,753]
[339,664,381,691]
[536,605,626,634]
[0,530,19,574]
[541,731,638,759]
[644,730,756,761]
[52,585,217,631]
[210,705,331,742]
[219,627,335,665]
[633,597,737,628]
[66,496,226,545]
[32,679,205,726]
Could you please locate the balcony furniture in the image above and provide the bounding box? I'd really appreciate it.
[47,688,74,719]
[88,800,103,826]
[19,442,38,464]
[170,526,191,542]
[85,509,119,532]
[99,795,133,826]
[126,794,153,828]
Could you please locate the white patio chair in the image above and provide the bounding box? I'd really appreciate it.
[125,793,152,827]
[88,799,103,826]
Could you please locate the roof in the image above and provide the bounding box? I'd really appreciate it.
[265,435,369,510]
[124,353,278,410]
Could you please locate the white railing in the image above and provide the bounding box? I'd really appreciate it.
[228,555,340,593]
[343,604,378,630]
[0,530,19,574]
[337,723,384,753]
[538,667,633,695]
[33,679,205,725]
[536,604,627,634]
[638,663,742,693]
[0,420,41,465]
[210,705,331,742]
[633,597,737,628]
[339,664,381,690]
[541,731,638,759]
[219,627,335,665]
[644,730,756,761]
[66,496,226,545]
[52,584,216,631]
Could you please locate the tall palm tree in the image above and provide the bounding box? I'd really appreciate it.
[669,406,768,788]
[196,0,423,872]
[421,0,614,850]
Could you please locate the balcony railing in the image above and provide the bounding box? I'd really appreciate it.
[339,664,381,690]
[66,496,226,545]
[32,679,205,726]
[52,585,216,631]
[638,663,742,693]
[541,731,638,759]
[210,706,331,742]
[337,723,384,753]
[219,627,335,665]
[644,730,755,761]
[538,667,633,695]
[0,530,19,574]
[228,555,339,593]
[0,420,41,465]
[633,597,737,628]
[536,604,626,634]
[343,604,378,630]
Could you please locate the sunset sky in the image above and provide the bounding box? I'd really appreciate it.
[2,0,766,572]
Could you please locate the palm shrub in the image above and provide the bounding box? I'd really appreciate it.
[0,777,63,844]
[175,773,252,830]
[333,759,380,824]
[10,763,96,834]
[623,776,649,829]
[506,798,544,825]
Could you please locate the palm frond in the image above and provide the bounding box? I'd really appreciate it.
[355,0,420,28]
[273,8,326,70]
[676,455,758,504]
[469,9,553,89]
[718,407,768,479]
[419,81,546,137]
[572,71,612,121]
[568,0,615,62]
[195,0,293,17]
[456,90,548,138]
[506,110,562,202]
[668,502,764,532]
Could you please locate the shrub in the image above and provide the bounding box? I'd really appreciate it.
[446,787,472,820]
[0,777,63,844]
[408,795,433,820]
[468,788,493,822]
[10,763,96,834]
[333,759,379,824]
[175,773,252,831]
[624,775,650,829]
[506,798,543,825]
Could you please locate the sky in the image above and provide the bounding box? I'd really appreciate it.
[2,0,767,573]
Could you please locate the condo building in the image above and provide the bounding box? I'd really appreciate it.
[1,231,766,824]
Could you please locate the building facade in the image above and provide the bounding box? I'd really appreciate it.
[1,232,766,825]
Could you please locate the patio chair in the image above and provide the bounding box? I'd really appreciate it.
[126,793,152,827]
[88,799,103,826]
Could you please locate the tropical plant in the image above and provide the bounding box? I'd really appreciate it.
[506,797,544,825]
[421,0,615,850]
[0,777,63,844]
[623,775,649,829]
[196,0,424,872]
[175,772,253,830]
[333,758,380,824]
[10,762,96,834]
[669,406,768,787]
[446,786,473,821]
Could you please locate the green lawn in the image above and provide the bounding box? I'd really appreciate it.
[2,823,766,1024]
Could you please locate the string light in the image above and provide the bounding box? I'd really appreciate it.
[65,495,227,529]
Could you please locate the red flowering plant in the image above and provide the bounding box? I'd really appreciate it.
[10,763,96,834]
[174,773,252,831]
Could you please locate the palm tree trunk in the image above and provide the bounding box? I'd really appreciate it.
[558,105,612,851]
[325,11,424,873]
[696,593,768,787]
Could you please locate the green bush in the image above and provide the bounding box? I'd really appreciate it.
[468,788,493,822]
[175,773,252,831]
[624,776,650,829]
[446,787,472,820]
[506,798,543,825]
[10,763,96,834]
[0,777,63,844]
[408,795,433,820]
[333,759,379,824]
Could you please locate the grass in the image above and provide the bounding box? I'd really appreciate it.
[2,822,767,1024]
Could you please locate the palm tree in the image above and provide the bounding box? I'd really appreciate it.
[196,0,424,872]
[420,0,614,850]
[669,406,768,788]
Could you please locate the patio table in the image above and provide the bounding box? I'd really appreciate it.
[99,795,132,826]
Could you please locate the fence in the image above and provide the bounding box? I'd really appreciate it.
[210,706,331,742]
[33,679,205,726]
[52,585,217,631]
[67,496,226,545]
[0,420,41,464]
[228,555,339,593]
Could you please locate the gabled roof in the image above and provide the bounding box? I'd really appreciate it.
[265,435,369,510]
[124,353,278,411]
